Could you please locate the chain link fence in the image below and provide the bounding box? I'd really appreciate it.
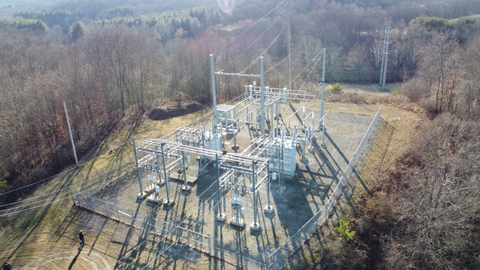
[266,107,382,269]
[73,192,135,225]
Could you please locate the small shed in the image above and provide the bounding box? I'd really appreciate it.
[217,104,236,125]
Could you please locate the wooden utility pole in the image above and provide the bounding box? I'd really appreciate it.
[380,21,392,90]
[63,101,78,165]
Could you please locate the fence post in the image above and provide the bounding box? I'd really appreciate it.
[77,192,82,207]
[69,188,76,205]
[208,233,211,255]
[104,199,109,217]
[116,204,120,220]
[130,209,134,225]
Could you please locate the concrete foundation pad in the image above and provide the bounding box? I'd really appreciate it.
[137,193,148,200]
[250,222,261,232]
[181,185,191,192]
[146,195,163,205]
[264,205,274,214]
[170,175,199,185]
[276,186,286,195]
[215,214,226,222]
[230,219,246,228]
[300,157,309,166]
[144,184,156,194]
[163,200,175,207]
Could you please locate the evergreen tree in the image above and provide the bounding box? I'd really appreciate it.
[70,22,85,42]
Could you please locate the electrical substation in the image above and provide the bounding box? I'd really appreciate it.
[74,51,381,269]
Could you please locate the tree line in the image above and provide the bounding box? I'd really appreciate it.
[318,26,480,268]
[303,2,480,268]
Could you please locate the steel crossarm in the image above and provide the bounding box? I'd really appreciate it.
[218,170,235,186]
[138,155,154,164]
[224,152,268,165]
[140,139,220,159]
[218,164,251,175]
[235,100,260,115]
[250,138,276,157]
[250,96,281,107]
[165,157,182,171]
[249,86,317,102]
[254,173,269,191]
[239,137,276,155]
[177,127,202,134]
[139,138,269,176]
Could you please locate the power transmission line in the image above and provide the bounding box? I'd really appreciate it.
[239,27,286,74]
[299,49,325,90]
[291,49,325,87]
[225,16,284,72]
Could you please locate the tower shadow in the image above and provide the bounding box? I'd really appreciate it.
[68,245,83,270]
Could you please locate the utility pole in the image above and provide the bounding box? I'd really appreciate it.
[287,0,292,90]
[63,101,78,165]
[133,137,143,197]
[210,54,218,132]
[260,56,265,138]
[320,48,326,129]
[381,21,392,91]
[379,25,387,85]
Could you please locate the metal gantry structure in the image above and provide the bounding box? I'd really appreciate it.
[132,51,327,233]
